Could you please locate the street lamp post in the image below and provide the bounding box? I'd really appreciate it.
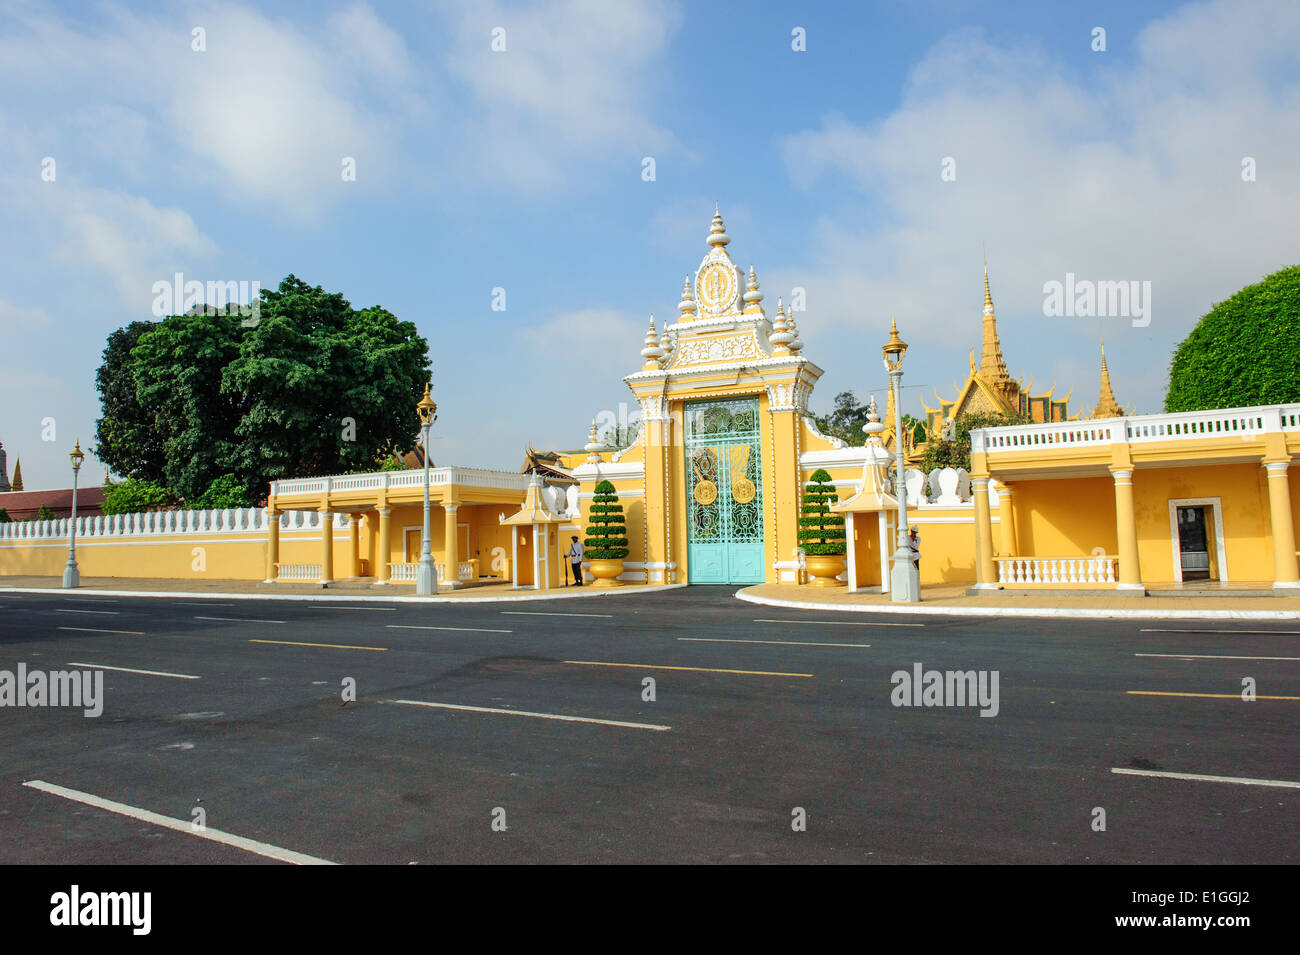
[883,319,920,602]
[62,440,85,589]
[415,382,438,596]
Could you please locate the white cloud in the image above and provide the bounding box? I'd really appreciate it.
[779,1,1300,416]
[441,0,682,189]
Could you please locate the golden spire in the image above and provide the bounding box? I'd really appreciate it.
[978,260,1012,387]
[10,457,21,491]
[1092,334,1124,418]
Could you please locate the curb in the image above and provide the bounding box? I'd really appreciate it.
[0,582,688,605]
[734,589,1300,622]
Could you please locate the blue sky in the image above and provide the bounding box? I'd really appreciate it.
[3,0,1299,489]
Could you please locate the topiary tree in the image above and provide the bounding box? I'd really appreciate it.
[584,480,629,560]
[1165,265,1300,412]
[798,468,846,556]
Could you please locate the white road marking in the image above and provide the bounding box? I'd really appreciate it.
[66,662,199,680]
[1111,768,1300,789]
[194,616,285,624]
[753,618,921,628]
[1135,652,1300,661]
[680,637,871,649]
[386,625,512,633]
[22,780,337,864]
[176,602,234,607]
[55,609,119,615]
[1139,628,1300,635]
[57,627,145,635]
[392,699,669,731]
[500,611,613,618]
[319,606,395,611]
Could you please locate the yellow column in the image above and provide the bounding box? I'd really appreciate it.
[768,398,800,584]
[971,475,997,588]
[1110,467,1143,590]
[641,397,671,585]
[319,508,333,584]
[375,507,391,584]
[996,482,1018,557]
[1264,460,1299,587]
[264,507,280,583]
[348,515,361,577]
[442,500,460,589]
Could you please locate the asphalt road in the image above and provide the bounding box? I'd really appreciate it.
[0,587,1296,864]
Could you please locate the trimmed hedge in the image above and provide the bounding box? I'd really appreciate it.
[797,468,846,556]
[1166,265,1300,412]
[584,479,629,560]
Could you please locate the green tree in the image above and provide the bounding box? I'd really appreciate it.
[130,306,247,501]
[584,480,629,559]
[93,320,168,484]
[93,275,431,504]
[797,468,846,556]
[36,504,57,522]
[223,276,430,494]
[920,411,1029,472]
[102,477,174,514]
[814,391,870,446]
[1165,265,1300,412]
[0,507,10,523]
[187,473,254,510]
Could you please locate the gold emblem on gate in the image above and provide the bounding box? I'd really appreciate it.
[730,446,755,503]
[693,481,718,505]
[692,448,719,506]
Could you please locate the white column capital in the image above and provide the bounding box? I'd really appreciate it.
[1264,460,1290,475]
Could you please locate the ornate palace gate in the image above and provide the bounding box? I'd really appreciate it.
[685,397,764,584]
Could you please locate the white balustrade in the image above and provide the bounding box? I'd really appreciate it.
[276,563,322,581]
[996,555,1118,585]
[388,562,418,583]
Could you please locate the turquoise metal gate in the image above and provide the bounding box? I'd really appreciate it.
[685,397,764,584]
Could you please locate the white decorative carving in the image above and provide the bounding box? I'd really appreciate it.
[670,333,762,367]
[904,468,927,507]
[638,394,669,421]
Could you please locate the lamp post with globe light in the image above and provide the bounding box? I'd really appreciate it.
[883,319,920,602]
[62,441,85,589]
[415,382,438,595]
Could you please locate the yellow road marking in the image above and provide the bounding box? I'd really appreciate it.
[1127,690,1300,701]
[564,660,812,678]
[249,639,387,651]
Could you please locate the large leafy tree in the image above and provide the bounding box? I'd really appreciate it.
[131,307,248,500]
[92,275,430,504]
[223,277,429,488]
[93,321,168,483]
[1165,265,1300,412]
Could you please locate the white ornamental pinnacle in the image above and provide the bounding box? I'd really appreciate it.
[787,310,804,354]
[864,394,885,438]
[678,276,697,318]
[641,314,666,369]
[660,328,676,363]
[585,420,603,461]
[770,296,793,352]
[742,265,764,313]
[707,202,730,248]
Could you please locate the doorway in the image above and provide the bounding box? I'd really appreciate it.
[1168,498,1225,583]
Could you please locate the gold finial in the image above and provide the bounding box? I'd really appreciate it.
[882,315,908,369]
[983,260,993,311]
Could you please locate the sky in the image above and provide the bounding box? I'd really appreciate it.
[2,0,1299,490]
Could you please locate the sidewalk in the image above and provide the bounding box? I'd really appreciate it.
[737,583,1300,620]
[0,575,684,604]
